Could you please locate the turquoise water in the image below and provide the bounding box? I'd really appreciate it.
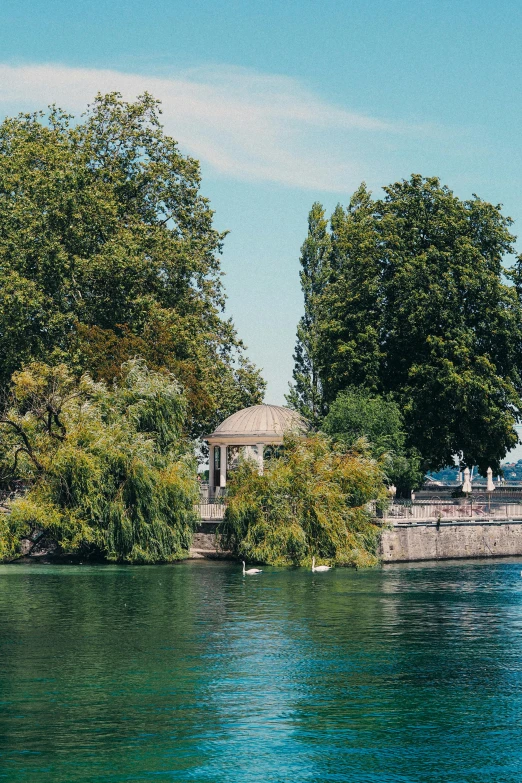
[1,560,522,782]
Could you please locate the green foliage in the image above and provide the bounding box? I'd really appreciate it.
[297,175,522,473]
[219,433,387,568]
[319,185,382,398]
[0,360,198,562]
[0,93,265,439]
[286,203,331,428]
[322,387,424,495]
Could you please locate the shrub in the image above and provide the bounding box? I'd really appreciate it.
[219,433,387,567]
[0,360,198,562]
[322,387,424,495]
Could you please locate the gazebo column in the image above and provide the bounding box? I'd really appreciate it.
[209,444,216,490]
[219,444,227,487]
[256,443,265,475]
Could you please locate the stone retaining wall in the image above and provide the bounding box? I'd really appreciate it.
[10,520,522,564]
[190,520,522,563]
[189,522,225,558]
[380,521,522,562]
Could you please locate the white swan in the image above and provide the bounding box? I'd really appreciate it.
[242,560,262,575]
[312,556,332,573]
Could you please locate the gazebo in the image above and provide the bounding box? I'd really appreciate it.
[206,404,305,492]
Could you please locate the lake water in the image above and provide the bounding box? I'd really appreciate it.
[1,559,522,782]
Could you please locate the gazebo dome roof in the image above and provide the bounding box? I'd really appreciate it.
[207,404,305,440]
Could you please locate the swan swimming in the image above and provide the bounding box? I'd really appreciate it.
[242,560,262,575]
[312,556,332,573]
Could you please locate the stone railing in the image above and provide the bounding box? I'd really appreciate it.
[385,500,522,524]
[195,497,522,525]
[196,501,226,521]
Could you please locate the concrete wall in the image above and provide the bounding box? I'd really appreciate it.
[380,521,522,562]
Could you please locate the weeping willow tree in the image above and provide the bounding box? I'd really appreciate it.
[219,433,387,568]
[0,360,198,562]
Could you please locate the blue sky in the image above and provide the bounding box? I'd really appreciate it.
[2,0,522,421]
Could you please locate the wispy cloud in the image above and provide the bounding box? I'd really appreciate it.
[0,62,424,191]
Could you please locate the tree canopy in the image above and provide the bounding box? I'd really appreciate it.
[0,93,265,440]
[0,360,197,563]
[291,175,522,474]
[322,387,424,495]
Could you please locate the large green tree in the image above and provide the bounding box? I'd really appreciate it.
[0,94,264,439]
[296,175,522,473]
[319,185,382,400]
[286,202,331,427]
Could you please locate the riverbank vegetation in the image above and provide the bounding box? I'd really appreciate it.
[289,177,522,478]
[219,433,387,568]
[0,360,197,563]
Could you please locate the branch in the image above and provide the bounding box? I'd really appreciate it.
[11,446,37,476]
[45,404,67,441]
[0,419,44,472]
[52,412,66,440]
[157,212,174,227]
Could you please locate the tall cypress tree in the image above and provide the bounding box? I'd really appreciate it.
[286,203,331,427]
[318,184,382,404]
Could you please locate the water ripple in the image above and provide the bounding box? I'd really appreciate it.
[1,559,522,782]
